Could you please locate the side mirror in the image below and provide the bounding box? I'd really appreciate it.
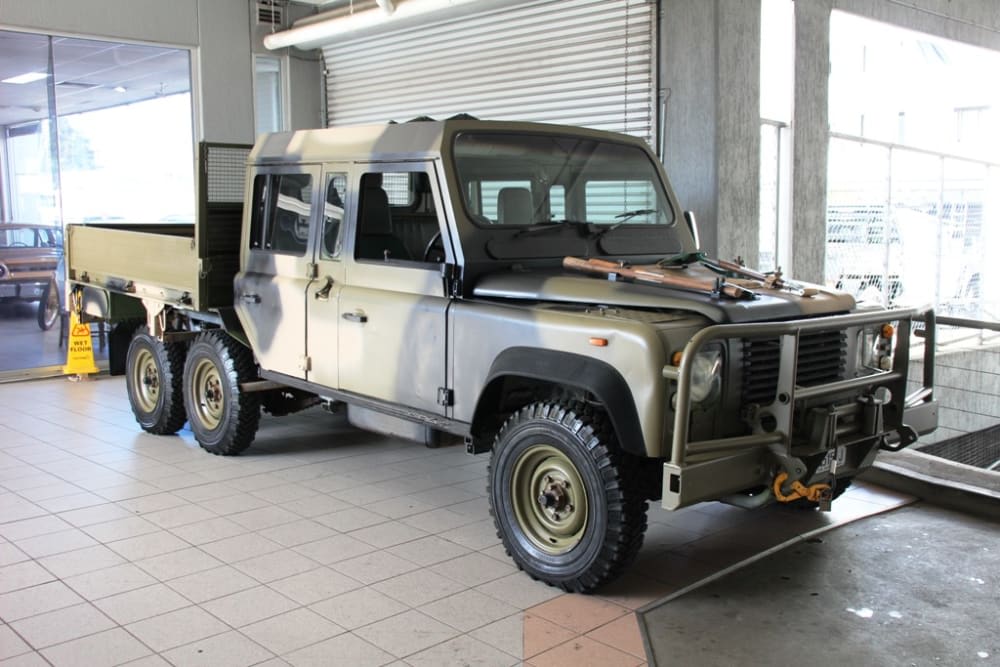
[683,210,700,250]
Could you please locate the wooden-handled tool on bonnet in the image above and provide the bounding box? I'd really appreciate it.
[563,257,756,300]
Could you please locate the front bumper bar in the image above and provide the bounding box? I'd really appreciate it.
[660,307,937,510]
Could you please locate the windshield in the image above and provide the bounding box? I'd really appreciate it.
[453,132,676,229]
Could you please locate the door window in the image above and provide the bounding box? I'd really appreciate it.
[321,172,347,259]
[248,173,313,256]
[355,171,441,264]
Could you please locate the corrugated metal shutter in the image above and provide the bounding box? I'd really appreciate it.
[321,0,657,145]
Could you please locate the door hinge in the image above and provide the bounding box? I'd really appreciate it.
[306,263,318,279]
[437,387,454,407]
[299,355,312,372]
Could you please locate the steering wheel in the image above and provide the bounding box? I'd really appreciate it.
[422,231,445,262]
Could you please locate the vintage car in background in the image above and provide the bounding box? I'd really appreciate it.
[0,223,63,330]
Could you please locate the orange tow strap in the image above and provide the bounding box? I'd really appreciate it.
[772,472,831,503]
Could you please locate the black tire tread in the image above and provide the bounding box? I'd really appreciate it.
[126,328,187,435]
[488,400,648,593]
[36,279,59,331]
[184,331,260,456]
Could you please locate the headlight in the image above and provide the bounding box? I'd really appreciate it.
[689,347,723,403]
[858,323,895,371]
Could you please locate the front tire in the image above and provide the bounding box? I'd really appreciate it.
[125,328,187,435]
[183,331,260,455]
[37,279,59,331]
[488,402,648,593]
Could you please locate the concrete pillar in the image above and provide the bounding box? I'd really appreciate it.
[661,0,760,263]
[790,0,833,283]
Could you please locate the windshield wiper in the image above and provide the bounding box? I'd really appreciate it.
[514,220,595,238]
[614,208,656,221]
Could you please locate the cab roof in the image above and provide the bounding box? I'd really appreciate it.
[248,118,650,165]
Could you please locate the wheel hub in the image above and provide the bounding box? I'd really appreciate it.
[511,444,588,555]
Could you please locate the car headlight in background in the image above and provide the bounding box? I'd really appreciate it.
[0,262,8,279]
[858,322,895,371]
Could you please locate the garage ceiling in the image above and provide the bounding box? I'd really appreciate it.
[0,30,191,128]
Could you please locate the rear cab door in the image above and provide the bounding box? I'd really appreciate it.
[235,164,321,379]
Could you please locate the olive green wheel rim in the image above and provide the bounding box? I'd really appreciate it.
[131,348,160,414]
[510,444,588,555]
[190,357,225,431]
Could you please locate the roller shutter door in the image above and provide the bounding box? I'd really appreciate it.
[321,0,657,145]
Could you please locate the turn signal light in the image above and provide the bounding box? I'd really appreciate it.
[589,337,608,347]
[880,323,895,339]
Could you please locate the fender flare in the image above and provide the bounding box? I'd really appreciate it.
[471,347,647,456]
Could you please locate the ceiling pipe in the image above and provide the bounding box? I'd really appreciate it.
[263,0,480,51]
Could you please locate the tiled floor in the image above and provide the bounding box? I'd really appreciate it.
[0,376,915,666]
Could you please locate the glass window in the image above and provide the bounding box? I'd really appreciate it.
[321,172,347,259]
[248,173,313,256]
[355,171,440,263]
[254,56,284,136]
[453,132,675,228]
[584,180,658,223]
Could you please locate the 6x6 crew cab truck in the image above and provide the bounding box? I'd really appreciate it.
[66,119,938,592]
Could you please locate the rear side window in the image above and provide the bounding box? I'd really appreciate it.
[248,173,313,255]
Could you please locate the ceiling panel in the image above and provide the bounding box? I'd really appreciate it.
[0,30,191,127]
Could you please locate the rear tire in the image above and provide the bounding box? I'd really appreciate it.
[37,279,59,331]
[125,328,187,435]
[183,331,260,455]
[488,401,648,592]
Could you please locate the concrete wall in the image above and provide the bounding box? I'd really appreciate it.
[909,341,1000,445]
[661,0,761,262]
[0,0,255,144]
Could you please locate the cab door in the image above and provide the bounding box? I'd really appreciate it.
[235,166,321,379]
[338,162,454,415]
[304,168,349,390]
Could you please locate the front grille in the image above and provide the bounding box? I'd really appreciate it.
[741,330,847,404]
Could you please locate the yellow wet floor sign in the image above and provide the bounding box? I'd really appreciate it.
[63,310,100,376]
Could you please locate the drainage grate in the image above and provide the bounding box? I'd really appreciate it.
[918,425,1000,470]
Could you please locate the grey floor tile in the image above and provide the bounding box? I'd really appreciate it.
[283,632,395,667]
[10,602,115,649]
[419,589,520,632]
[199,533,283,563]
[354,609,458,659]
[329,550,420,585]
[385,535,472,567]
[105,530,190,561]
[0,624,32,660]
[242,607,345,655]
[39,627,151,667]
[13,528,98,559]
[201,585,299,627]
[0,561,56,594]
[161,630,274,667]
[125,606,230,652]
[63,563,158,600]
[403,634,519,667]
[0,581,84,622]
[372,570,466,607]
[269,567,363,606]
[135,546,223,581]
[232,549,320,583]
[309,588,408,630]
[37,544,126,579]
[165,565,259,604]
[93,583,191,624]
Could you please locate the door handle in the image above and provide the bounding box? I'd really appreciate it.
[342,311,367,323]
[314,277,334,301]
[241,293,261,304]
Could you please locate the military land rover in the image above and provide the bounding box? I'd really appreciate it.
[65,119,938,592]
